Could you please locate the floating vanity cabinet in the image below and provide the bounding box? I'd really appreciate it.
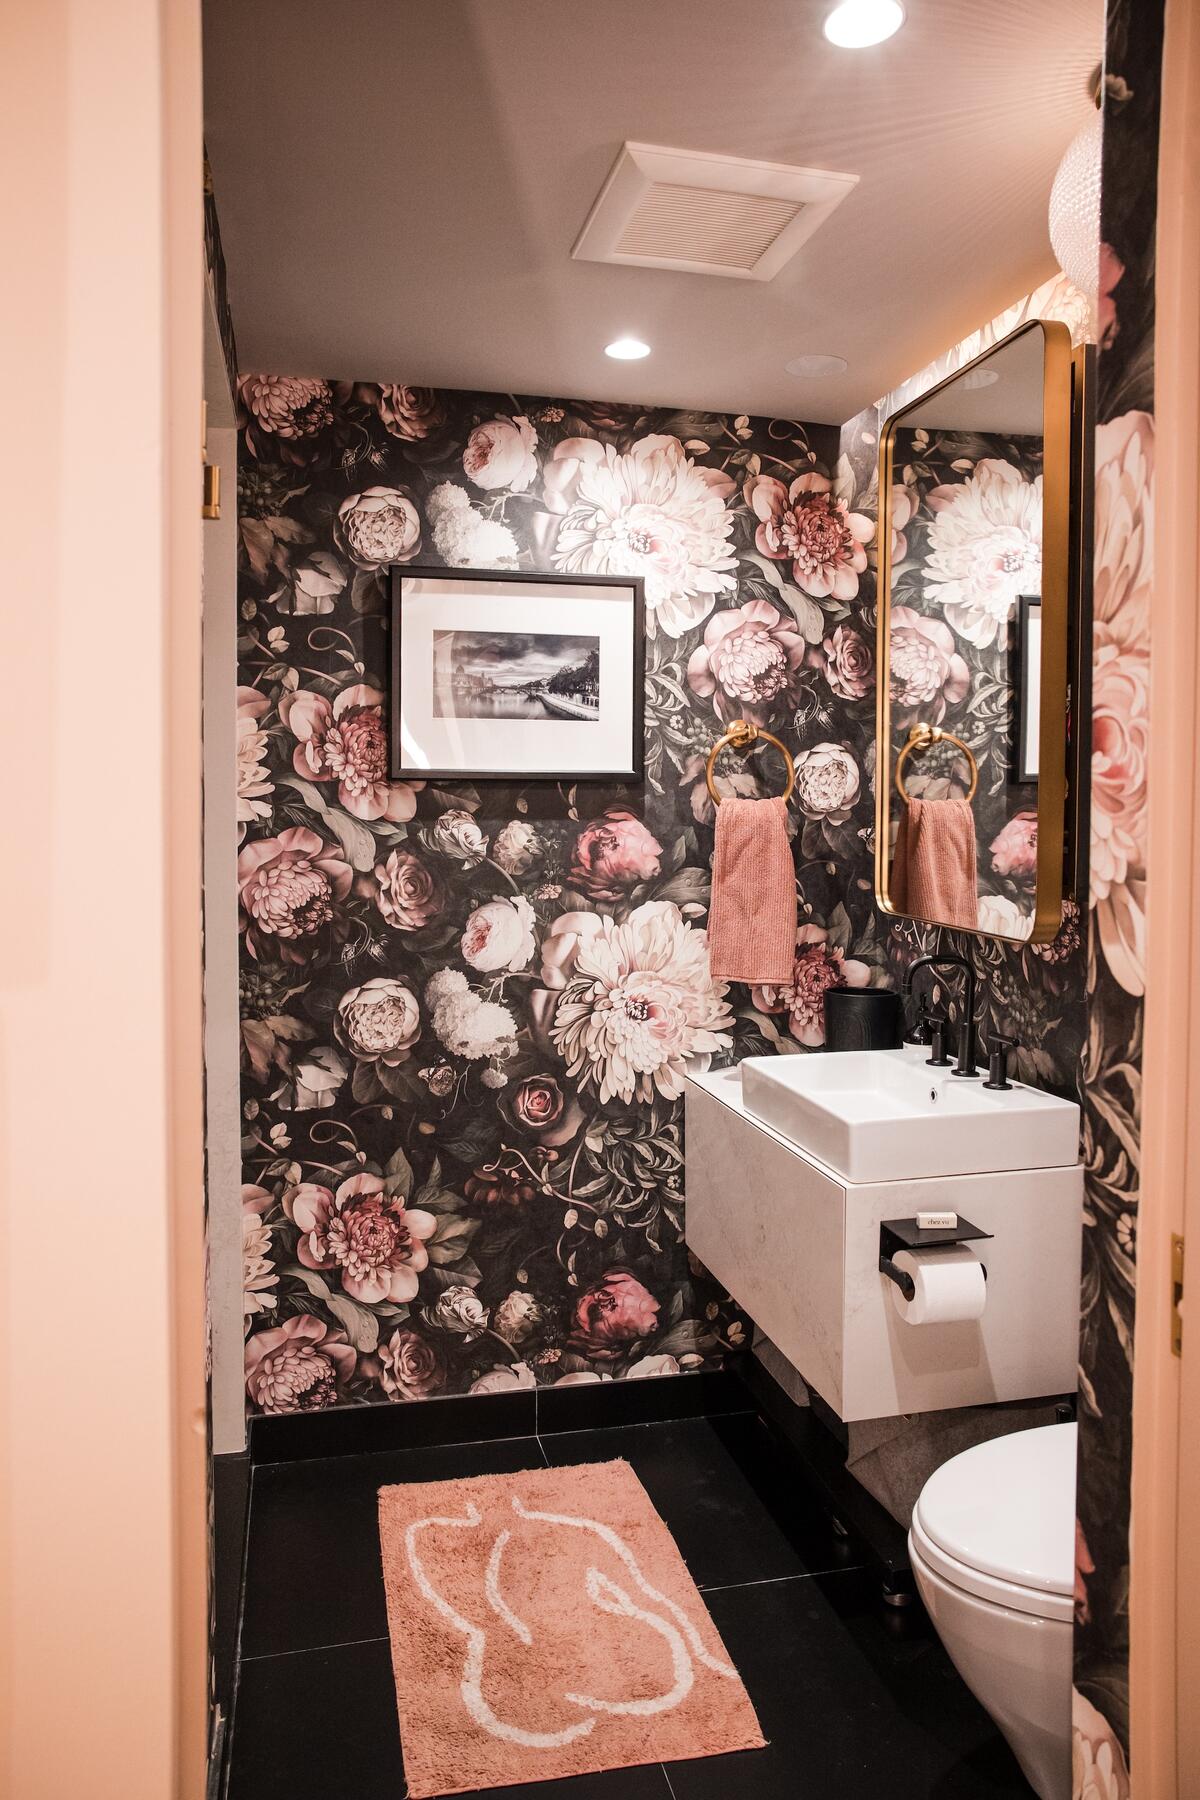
[684,1066,1083,1422]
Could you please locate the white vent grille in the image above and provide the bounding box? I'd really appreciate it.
[614,183,805,273]
[573,143,858,283]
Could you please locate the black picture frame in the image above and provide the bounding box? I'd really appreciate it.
[1012,593,1042,784]
[389,563,646,783]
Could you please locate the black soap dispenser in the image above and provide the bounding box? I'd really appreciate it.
[823,988,902,1052]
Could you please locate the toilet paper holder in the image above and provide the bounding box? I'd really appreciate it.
[879,1216,992,1302]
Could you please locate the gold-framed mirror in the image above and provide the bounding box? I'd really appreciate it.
[874,318,1084,945]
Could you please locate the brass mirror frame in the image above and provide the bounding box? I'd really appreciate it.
[874,318,1077,946]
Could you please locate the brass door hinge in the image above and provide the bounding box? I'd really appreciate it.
[1171,1233,1185,1357]
[202,462,221,519]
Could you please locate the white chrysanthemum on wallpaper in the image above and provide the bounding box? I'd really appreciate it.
[923,458,1043,647]
[551,900,733,1104]
[548,434,738,637]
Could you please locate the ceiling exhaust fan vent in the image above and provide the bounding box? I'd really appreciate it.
[573,143,858,283]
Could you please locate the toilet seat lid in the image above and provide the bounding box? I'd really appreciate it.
[912,1424,1076,1602]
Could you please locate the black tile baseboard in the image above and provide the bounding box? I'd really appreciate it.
[248,1367,753,1464]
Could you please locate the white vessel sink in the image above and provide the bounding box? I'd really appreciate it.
[739,1048,1080,1183]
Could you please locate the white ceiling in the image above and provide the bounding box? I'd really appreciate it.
[203,0,1103,424]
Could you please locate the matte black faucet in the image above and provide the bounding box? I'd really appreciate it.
[902,954,979,1078]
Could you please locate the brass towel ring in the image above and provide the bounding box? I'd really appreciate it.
[894,723,979,803]
[705,719,796,807]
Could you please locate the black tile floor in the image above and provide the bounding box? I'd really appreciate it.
[226,1410,1033,1800]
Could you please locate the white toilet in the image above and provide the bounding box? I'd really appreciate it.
[908,1423,1076,1800]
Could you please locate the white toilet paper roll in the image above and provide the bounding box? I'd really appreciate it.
[890,1245,987,1325]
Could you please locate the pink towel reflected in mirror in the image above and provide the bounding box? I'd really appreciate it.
[890,796,979,931]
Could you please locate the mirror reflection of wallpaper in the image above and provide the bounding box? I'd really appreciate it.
[887,425,1043,939]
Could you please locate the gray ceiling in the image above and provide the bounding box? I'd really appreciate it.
[203,0,1102,423]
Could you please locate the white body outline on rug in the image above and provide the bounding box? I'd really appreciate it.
[402,1492,739,1751]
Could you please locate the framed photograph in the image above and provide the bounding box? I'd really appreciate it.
[389,565,644,782]
[1013,594,1042,783]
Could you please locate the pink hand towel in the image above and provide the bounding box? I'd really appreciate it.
[890,796,979,930]
[707,795,797,984]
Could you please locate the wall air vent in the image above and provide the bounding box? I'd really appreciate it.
[572,143,858,282]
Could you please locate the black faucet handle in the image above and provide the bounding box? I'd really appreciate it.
[983,1032,1018,1090]
[905,992,934,1046]
[925,1013,952,1067]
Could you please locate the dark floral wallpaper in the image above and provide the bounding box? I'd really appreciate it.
[234,385,912,1417]
[885,425,1043,936]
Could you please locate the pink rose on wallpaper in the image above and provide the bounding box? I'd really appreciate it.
[503,1074,584,1148]
[376,1326,447,1402]
[463,415,538,491]
[238,827,352,963]
[744,471,873,600]
[244,1313,356,1415]
[888,605,970,723]
[285,1173,437,1305]
[1091,410,1152,998]
[569,809,662,902]
[374,847,446,931]
[336,487,422,567]
[239,374,333,442]
[685,599,807,725]
[990,810,1038,882]
[1098,243,1125,351]
[281,682,419,823]
[752,924,871,1047]
[818,623,875,701]
[570,1270,660,1361]
[376,384,445,440]
[336,977,421,1066]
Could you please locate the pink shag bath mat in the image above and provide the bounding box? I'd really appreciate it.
[377,1458,765,1797]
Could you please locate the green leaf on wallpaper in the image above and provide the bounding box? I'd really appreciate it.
[277,773,329,813]
[825,902,853,952]
[427,1214,482,1265]
[325,807,378,872]
[744,551,785,592]
[383,1144,414,1199]
[280,1266,379,1353]
[649,865,710,909]
[778,583,825,644]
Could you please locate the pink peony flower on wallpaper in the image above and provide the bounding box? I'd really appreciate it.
[335,977,421,1066]
[752,925,871,1048]
[890,483,918,562]
[425,809,489,865]
[792,743,860,822]
[237,826,353,963]
[990,810,1038,881]
[461,896,536,972]
[974,893,1031,938]
[552,433,738,637]
[376,1326,447,1402]
[244,1313,356,1415]
[492,818,541,877]
[570,1270,660,1362]
[685,598,807,725]
[744,471,873,601]
[282,682,419,822]
[1097,243,1125,351]
[242,1185,278,1322]
[375,384,445,440]
[888,604,970,723]
[336,487,422,568]
[1072,1689,1131,1800]
[551,901,733,1104]
[239,374,333,442]
[1090,411,1153,998]
[463,415,538,491]
[374,846,446,931]
[923,459,1042,648]
[285,1172,437,1305]
[236,685,274,830]
[818,623,874,701]
[569,809,662,902]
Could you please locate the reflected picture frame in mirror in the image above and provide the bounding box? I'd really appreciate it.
[874,319,1087,945]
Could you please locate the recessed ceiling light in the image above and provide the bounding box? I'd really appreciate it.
[961,367,1001,389]
[823,1,905,49]
[785,353,849,378]
[605,336,651,360]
